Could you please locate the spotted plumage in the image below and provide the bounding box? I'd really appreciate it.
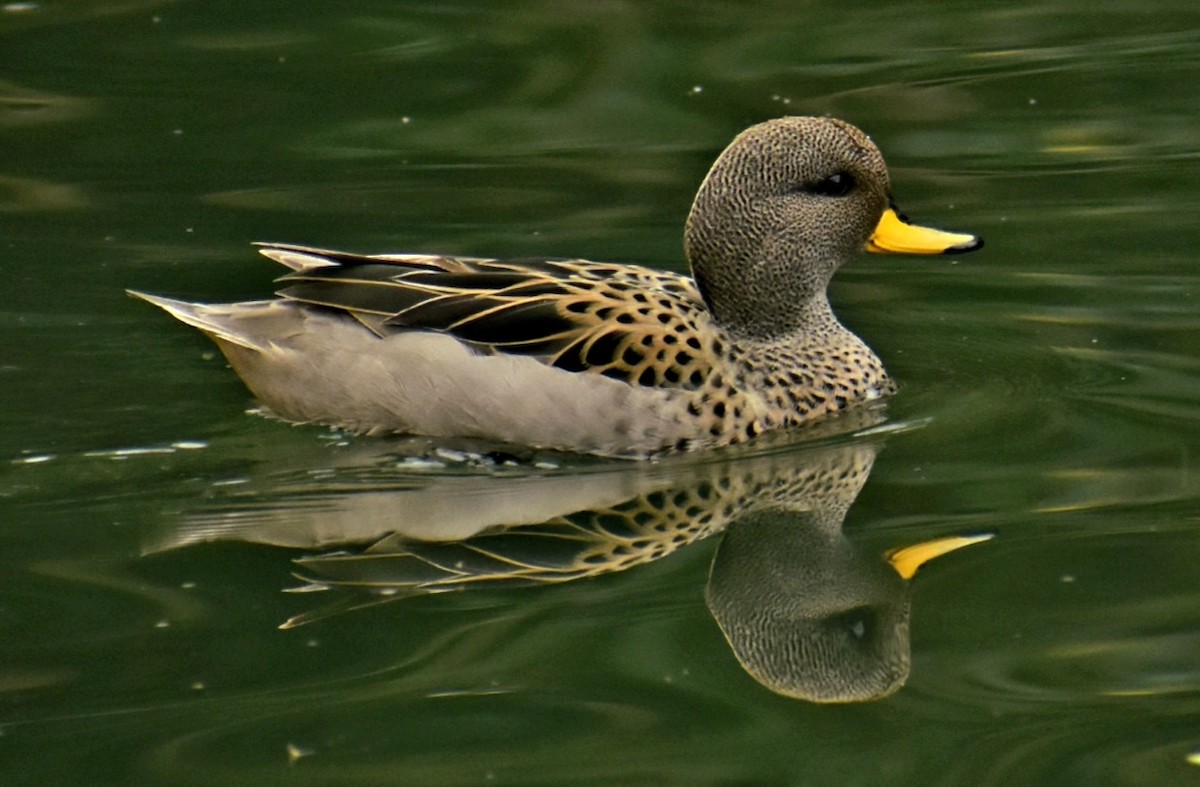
[131,116,981,457]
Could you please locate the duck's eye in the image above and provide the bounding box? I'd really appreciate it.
[801,172,856,198]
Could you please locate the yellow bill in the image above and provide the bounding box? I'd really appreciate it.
[885,533,993,580]
[867,207,982,255]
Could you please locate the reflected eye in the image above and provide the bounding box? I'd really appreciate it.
[798,172,856,198]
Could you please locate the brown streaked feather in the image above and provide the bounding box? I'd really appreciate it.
[278,272,440,317]
[394,296,579,346]
[265,243,721,390]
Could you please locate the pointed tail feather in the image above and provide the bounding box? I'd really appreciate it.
[127,290,268,351]
[253,243,346,272]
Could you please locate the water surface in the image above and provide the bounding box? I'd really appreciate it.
[3,2,1200,784]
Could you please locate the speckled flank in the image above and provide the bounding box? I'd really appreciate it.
[133,116,969,457]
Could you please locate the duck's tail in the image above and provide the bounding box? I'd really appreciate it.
[126,290,269,351]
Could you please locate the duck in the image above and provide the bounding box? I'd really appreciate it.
[130,116,981,458]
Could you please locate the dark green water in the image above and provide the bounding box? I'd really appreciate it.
[3,2,1200,784]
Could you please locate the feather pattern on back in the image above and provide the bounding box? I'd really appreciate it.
[272,244,723,391]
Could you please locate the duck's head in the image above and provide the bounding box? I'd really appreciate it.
[685,116,980,338]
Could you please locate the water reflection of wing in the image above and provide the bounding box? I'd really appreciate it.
[145,464,671,551]
[295,443,871,590]
[142,421,989,703]
[142,412,887,554]
[289,439,987,703]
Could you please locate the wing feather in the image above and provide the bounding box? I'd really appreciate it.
[259,243,718,390]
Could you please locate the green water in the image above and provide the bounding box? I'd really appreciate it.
[4,1,1200,784]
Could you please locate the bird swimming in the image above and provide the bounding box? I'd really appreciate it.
[131,116,981,458]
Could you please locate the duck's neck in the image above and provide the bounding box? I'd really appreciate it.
[788,298,881,371]
[713,288,848,346]
[694,257,833,340]
[725,293,893,416]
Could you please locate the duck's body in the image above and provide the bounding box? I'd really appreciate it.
[133,117,980,457]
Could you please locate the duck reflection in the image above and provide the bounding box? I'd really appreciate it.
[146,429,988,703]
[706,507,986,702]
